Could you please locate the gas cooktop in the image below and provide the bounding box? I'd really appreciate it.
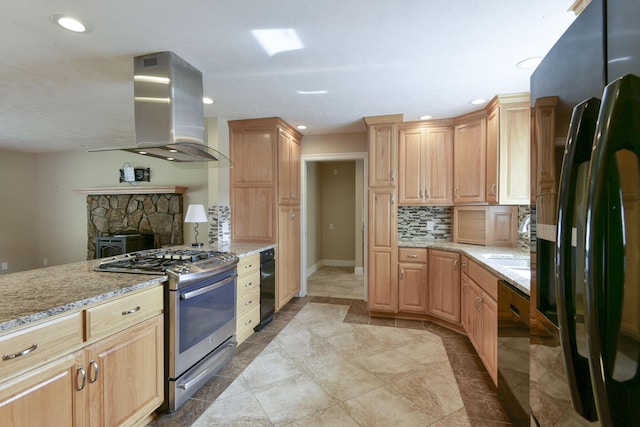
[93,248,238,275]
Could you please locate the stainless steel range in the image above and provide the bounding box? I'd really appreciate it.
[94,248,239,412]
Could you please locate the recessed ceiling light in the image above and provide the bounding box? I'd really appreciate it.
[251,28,303,56]
[296,90,328,95]
[202,97,214,104]
[470,98,487,105]
[138,151,148,155]
[419,115,432,120]
[50,14,92,33]
[296,125,307,130]
[516,57,542,69]
[166,157,175,161]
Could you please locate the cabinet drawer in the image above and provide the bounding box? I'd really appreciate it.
[398,248,428,263]
[237,271,260,297]
[237,287,260,317]
[236,305,260,344]
[237,253,260,277]
[0,312,83,381]
[468,259,498,300]
[85,285,163,341]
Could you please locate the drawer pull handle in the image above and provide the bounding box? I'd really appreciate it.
[3,343,37,360]
[89,360,99,383]
[454,259,459,271]
[407,254,418,258]
[76,366,87,391]
[245,282,253,287]
[245,264,253,269]
[122,306,141,315]
[245,319,252,326]
[245,300,253,305]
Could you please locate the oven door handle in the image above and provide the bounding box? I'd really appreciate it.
[179,274,237,300]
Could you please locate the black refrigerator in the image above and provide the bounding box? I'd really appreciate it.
[530,0,640,425]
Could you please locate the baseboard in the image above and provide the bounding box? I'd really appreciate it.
[323,259,355,267]
[306,261,322,278]
[354,266,364,275]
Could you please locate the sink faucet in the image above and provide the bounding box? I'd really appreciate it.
[518,214,531,235]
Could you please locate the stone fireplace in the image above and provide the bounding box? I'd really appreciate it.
[74,186,187,259]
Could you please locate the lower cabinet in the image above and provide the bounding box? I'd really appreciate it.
[236,253,261,345]
[85,315,164,427]
[0,286,164,427]
[428,249,461,324]
[398,248,428,314]
[461,256,498,384]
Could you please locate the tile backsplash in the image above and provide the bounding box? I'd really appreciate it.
[397,206,452,241]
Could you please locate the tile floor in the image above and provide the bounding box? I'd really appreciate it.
[306,266,365,299]
[150,269,511,426]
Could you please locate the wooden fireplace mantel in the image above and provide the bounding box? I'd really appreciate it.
[72,185,189,195]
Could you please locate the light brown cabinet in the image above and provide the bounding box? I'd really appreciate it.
[277,206,301,310]
[485,94,531,205]
[398,248,428,314]
[365,115,402,314]
[229,117,302,312]
[236,253,260,344]
[428,249,461,324]
[453,112,487,204]
[461,257,498,385]
[0,286,164,427]
[398,122,454,205]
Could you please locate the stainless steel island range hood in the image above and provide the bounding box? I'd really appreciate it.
[94,51,232,165]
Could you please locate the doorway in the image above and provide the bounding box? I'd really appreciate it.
[300,152,367,300]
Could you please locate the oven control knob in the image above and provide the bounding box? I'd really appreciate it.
[175,264,190,274]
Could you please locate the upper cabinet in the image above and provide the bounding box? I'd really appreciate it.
[485,93,531,205]
[229,117,302,243]
[454,112,487,204]
[398,121,454,205]
[365,115,402,188]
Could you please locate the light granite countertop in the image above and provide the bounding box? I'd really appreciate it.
[398,239,531,296]
[0,243,277,335]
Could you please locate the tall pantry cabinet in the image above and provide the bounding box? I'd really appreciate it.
[364,115,402,313]
[229,118,302,310]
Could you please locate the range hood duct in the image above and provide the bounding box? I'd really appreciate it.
[92,51,232,165]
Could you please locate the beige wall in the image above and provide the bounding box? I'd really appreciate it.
[321,161,356,264]
[1,146,209,272]
[301,132,367,156]
[0,150,37,273]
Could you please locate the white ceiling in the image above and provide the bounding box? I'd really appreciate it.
[0,0,576,154]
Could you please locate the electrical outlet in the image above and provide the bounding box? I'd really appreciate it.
[43,258,48,266]
[1,262,7,270]
[427,220,434,231]
[329,223,334,230]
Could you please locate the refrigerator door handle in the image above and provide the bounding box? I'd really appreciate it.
[556,97,600,422]
[586,74,640,427]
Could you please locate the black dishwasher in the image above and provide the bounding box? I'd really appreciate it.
[255,248,275,331]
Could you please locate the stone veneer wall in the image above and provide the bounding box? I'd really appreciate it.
[397,206,453,241]
[86,193,184,259]
[208,205,231,246]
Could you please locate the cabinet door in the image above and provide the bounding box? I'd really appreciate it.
[398,128,424,204]
[486,107,499,204]
[367,189,398,313]
[398,262,428,314]
[278,129,301,205]
[276,206,300,310]
[481,294,498,385]
[425,126,454,205]
[499,103,531,205]
[230,128,276,185]
[428,250,461,323]
[231,187,275,243]
[368,123,397,187]
[454,118,486,203]
[0,352,85,427]
[85,315,163,427]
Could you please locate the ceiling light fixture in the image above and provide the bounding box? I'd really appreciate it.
[516,57,542,69]
[470,98,487,105]
[419,115,432,120]
[296,125,307,130]
[296,90,328,95]
[50,14,92,33]
[202,97,214,104]
[251,28,303,56]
